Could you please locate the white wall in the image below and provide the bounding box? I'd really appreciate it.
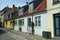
[14,12,48,36]
[14,16,32,32]
[33,13,48,36]
[17,16,32,32]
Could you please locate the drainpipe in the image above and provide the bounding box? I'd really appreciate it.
[31,13,34,35]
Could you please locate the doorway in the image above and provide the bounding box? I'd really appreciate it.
[54,14,60,36]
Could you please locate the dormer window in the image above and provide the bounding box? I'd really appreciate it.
[19,5,29,15]
[7,14,10,19]
[29,1,34,13]
[19,8,23,15]
[53,0,60,4]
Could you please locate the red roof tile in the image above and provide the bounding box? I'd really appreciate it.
[34,0,47,13]
[12,0,47,19]
[12,13,19,19]
[24,10,30,15]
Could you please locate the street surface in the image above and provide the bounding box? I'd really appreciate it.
[0,28,60,40]
[0,28,27,40]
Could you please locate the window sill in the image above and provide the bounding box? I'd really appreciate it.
[34,26,41,28]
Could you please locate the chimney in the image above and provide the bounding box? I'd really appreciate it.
[19,6,21,9]
[7,6,9,8]
[13,4,15,8]
[26,2,29,5]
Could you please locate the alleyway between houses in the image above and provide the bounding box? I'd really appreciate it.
[0,28,60,40]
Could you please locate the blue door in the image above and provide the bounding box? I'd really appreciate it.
[54,14,60,36]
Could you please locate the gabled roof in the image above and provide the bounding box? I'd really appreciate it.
[12,0,47,19]
[12,13,19,19]
[29,1,34,4]
[33,0,47,13]
[1,7,12,12]
[24,10,29,15]
[24,0,47,15]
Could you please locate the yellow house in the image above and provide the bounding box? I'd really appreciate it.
[4,21,7,28]
[47,0,60,38]
[4,20,14,29]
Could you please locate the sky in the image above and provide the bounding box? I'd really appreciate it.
[0,0,32,10]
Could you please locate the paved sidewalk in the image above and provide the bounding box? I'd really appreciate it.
[2,28,51,40]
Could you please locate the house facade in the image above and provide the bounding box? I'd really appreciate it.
[14,0,60,38]
[0,11,4,27]
[47,0,60,38]
[4,10,14,29]
[14,4,29,32]
[2,5,19,29]
[14,0,48,37]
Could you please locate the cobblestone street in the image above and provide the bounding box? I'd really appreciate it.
[0,29,15,40]
[0,33,15,40]
[0,28,27,40]
[1,28,60,40]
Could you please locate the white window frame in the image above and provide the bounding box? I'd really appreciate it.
[35,16,41,27]
[18,19,24,26]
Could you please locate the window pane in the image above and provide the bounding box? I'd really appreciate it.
[14,20,17,26]
[18,20,21,26]
[18,19,24,26]
[35,16,41,26]
[38,16,40,19]
[38,21,41,26]
[54,0,59,2]
[56,29,60,35]
[38,16,41,26]
[21,19,24,26]
[35,17,37,26]
[55,18,59,28]
[35,21,37,26]
[28,18,31,26]
[8,14,10,18]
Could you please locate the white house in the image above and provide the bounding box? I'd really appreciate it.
[14,0,47,37]
[0,11,4,26]
[14,4,29,32]
[14,0,60,38]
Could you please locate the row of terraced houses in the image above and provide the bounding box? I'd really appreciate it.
[0,0,60,38]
